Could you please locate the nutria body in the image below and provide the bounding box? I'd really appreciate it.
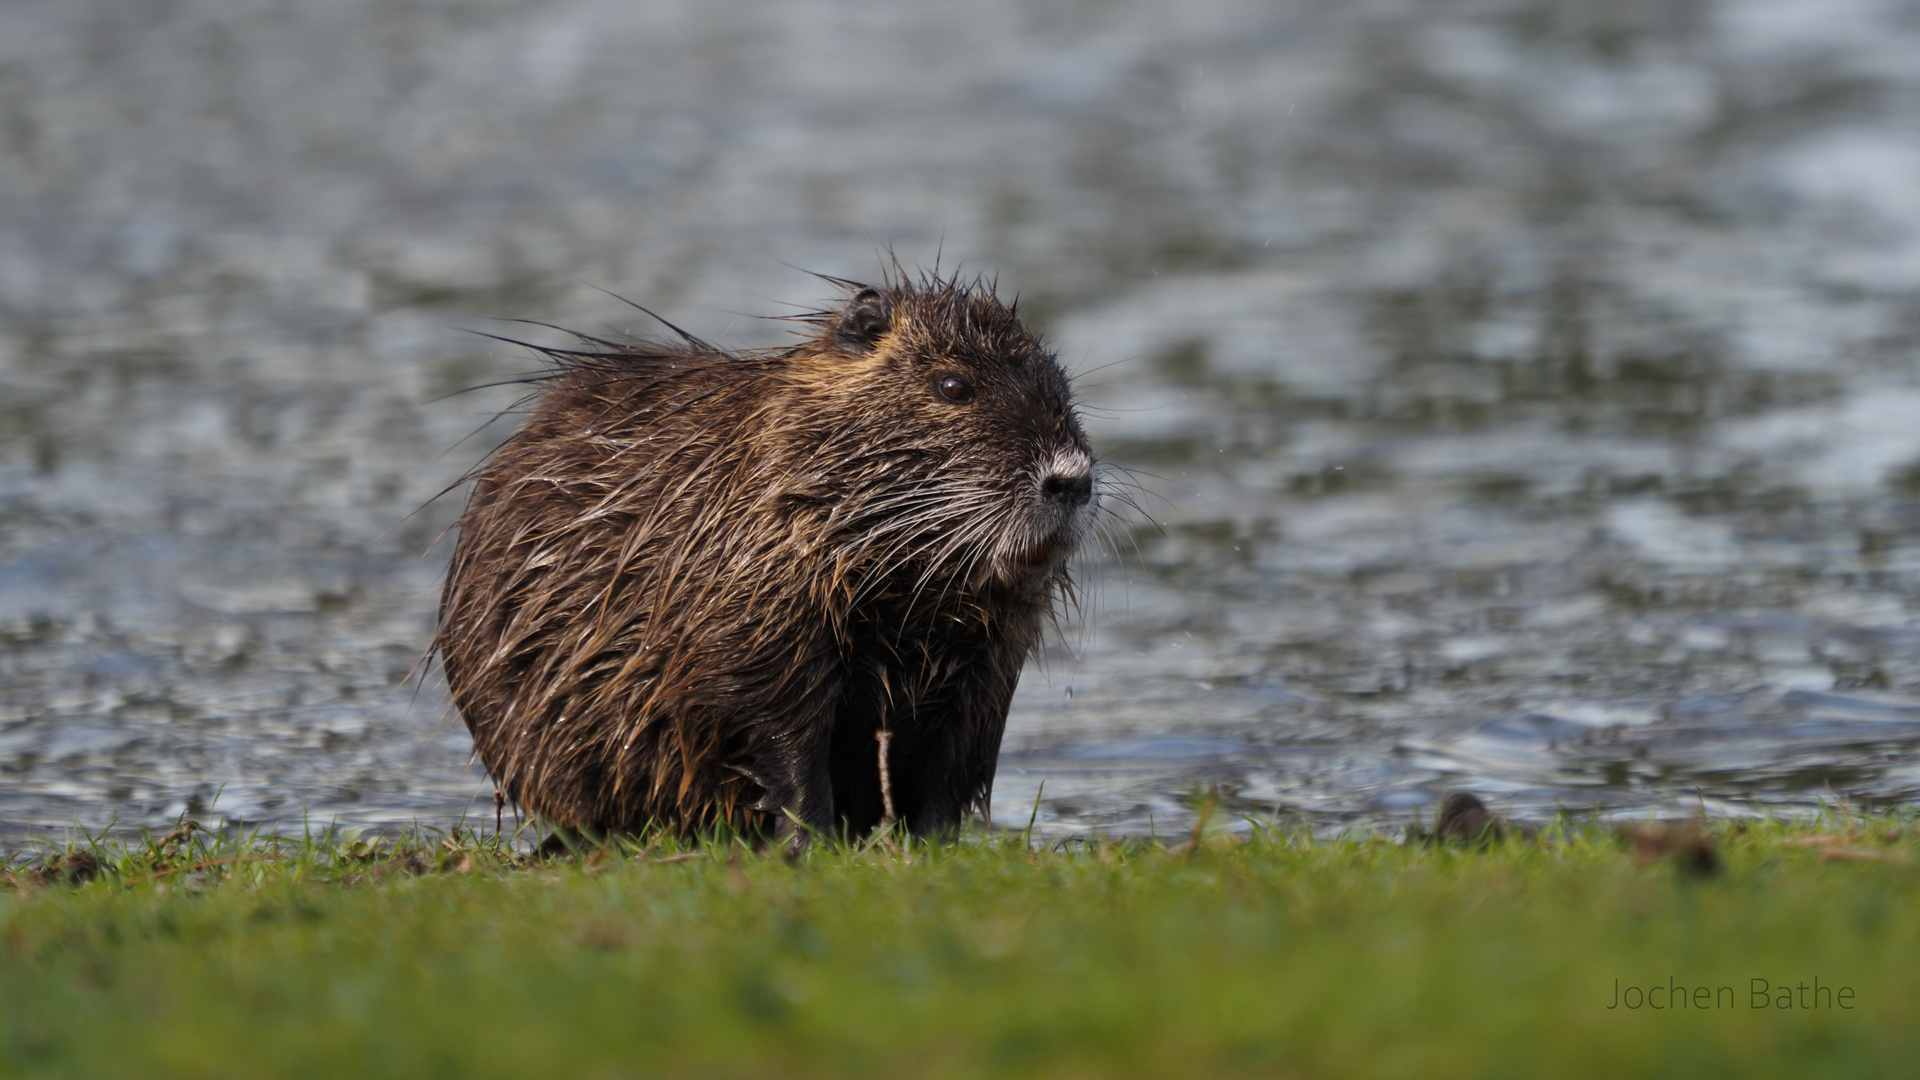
[436,275,1097,847]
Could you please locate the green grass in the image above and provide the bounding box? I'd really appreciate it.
[3,814,1917,1079]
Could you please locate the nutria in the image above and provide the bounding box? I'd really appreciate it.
[1425,790,1538,844]
[435,273,1098,849]
[1433,790,1500,841]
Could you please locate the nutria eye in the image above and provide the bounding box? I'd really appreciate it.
[934,373,975,404]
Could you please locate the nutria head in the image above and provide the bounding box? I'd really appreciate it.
[436,272,1099,843]
[788,279,1097,598]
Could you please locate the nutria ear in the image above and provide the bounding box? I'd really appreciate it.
[833,288,892,354]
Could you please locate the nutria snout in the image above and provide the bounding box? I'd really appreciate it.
[435,273,1099,848]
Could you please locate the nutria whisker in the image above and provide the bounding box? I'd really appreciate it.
[844,489,1009,588]
[897,513,1014,631]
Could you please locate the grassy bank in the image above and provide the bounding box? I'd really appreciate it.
[3,814,1917,1079]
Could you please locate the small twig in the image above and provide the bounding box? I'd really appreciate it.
[859,727,908,859]
[863,825,904,858]
[1786,834,1862,848]
[643,852,703,865]
[151,820,200,856]
[876,728,897,826]
[1820,847,1893,863]
[140,855,285,883]
[1184,786,1221,856]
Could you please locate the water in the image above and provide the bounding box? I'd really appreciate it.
[4,0,1920,843]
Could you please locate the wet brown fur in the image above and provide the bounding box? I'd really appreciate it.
[435,273,1097,847]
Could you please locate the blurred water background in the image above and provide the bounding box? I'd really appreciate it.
[5,0,1920,843]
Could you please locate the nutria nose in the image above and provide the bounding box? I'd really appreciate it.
[1040,470,1093,508]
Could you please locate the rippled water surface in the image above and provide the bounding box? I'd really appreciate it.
[6,0,1920,843]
